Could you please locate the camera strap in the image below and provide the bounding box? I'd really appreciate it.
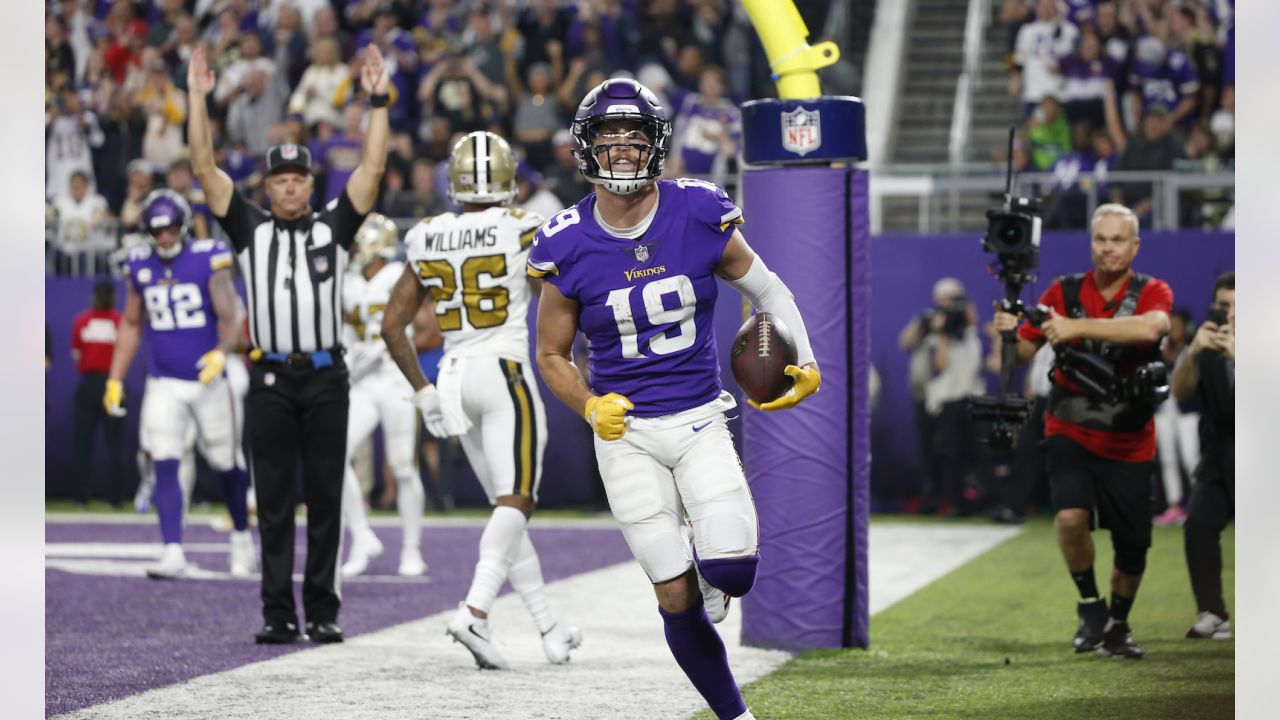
[1058,272,1150,321]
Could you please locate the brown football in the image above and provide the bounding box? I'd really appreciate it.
[730,312,798,404]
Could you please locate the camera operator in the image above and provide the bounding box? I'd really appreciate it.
[901,278,983,515]
[993,204,1172,659]
[1171,272,1234,640]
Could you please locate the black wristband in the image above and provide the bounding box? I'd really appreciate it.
[370,92,390,108]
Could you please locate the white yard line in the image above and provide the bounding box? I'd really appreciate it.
[53,521,1021,719]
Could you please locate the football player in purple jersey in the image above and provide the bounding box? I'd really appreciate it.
[105,189,256,579]
[528,79,821,720]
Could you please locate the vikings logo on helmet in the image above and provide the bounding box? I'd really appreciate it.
[571,79,671,196]
[353,213,400,270]
[140,189,193,259]
[448,131,518,204]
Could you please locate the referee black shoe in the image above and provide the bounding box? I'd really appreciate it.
[306,621,344,644]
[1097,621,1144,659]
[254,621,303,645]
[1073,599,1108,653]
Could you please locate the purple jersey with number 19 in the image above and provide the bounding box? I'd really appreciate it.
[124,239,234,381]
[528,178,743,417]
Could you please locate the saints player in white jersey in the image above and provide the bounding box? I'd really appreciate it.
[382,131,581,669]
[339,213,434,577]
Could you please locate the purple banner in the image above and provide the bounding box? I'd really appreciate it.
[738,166,871,650]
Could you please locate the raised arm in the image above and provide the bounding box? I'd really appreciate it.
[382,266,432,391]
[345,45,391,215]
[186,45,234,217]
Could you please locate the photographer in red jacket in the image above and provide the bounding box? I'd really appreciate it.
[994,204,1172,660]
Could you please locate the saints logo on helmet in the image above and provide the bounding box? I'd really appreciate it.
[448,131,517,204]
[353,213,400,269]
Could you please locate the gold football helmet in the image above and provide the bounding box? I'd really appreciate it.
[448,131,517,204]
[353,213,399,269]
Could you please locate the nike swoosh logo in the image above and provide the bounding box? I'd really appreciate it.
[692,422,712,433]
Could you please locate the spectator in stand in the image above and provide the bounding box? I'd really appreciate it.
[165,158,213,240]
[147,0,186,52]
[226,66,290,156]
[118,159,155,234]
[355,5,420,132]
[418,53,505,135]
[214,31,278,113]
[104,17,148,85]
[462,6,508,88]
[1059,29,1119,128]
[47,85,104,200]
[290,37,349,129]
[47,13,77,89]
[1010,0,1079,118]
[998,0,1034,56]
[1128,35,1199,131]
[313,104,367,204]
[70,280,127,507]
[271,3,310,90]
[165,14,201,73]
[1093,1,1133,69]
[515,0,572,78]
[1109,104,1183,224]
[542,128,592,206]
[1025,95,1073,171]
[380,157,446,220]
[668,65,741,182]
[506,57,563,172]
[136,53,187,172]
[514,162,564,219]
[51,170,112,275]
[1168,4,1221,125]
[1045,126,1116,228]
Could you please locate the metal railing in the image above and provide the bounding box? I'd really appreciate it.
[869,165,1235,233]
[948,0,992,167]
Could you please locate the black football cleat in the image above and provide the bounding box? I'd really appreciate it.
[306,621,344,644]
[1073,599,1109,653]
[1097,621,1144,659]
[255,621,303,645]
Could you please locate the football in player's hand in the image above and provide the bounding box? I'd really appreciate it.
[731,312,798,405]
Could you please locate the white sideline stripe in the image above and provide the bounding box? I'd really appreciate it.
[45,512,622,530]
[44,558,432,584]
[52,522,1020,720]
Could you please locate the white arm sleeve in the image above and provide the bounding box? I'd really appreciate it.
[727,255,816,367]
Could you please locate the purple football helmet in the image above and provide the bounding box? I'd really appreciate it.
[140,189,192,259]
[570,78,671,195]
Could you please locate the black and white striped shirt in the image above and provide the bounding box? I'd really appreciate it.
[216,191,365,354]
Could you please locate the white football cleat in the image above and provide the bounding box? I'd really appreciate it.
[229,530,256,577]
[146,543,193,580]
[398,548,427,577]
[696,564,731,624]
[541,622,583,664]
[1186,611,1232,639]
[446,603,510,670]
[341,528,384,578]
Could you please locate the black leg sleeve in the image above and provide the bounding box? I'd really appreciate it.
[248,368,303,625]
[298,368,350,625]
[71,375,104,504]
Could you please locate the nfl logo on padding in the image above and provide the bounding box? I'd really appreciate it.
[781,107,821,156]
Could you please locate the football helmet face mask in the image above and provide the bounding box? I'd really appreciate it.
[353,213,400,270]
[571,79,671,196]
[448,131,518,204]
[140,189,192,259]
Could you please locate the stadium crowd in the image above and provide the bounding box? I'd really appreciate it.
[45,0,853,275]
[999,0,1234,229]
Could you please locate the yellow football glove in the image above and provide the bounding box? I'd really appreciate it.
[103,378,126,417]
[584,392,633,441]
[749,364,821,412]
[197,348,227,385]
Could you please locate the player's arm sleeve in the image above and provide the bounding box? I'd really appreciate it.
[726,252,816,367]
[323,191,368,251]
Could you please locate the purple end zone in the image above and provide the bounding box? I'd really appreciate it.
[46,521,632,717]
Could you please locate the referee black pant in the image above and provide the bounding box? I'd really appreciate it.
[248,358,349,627]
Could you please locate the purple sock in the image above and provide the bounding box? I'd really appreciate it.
[153,459,183,545]
[659,602,747,720]
[219,466,251,531]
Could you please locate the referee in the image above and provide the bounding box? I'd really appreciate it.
[186,44,390,644]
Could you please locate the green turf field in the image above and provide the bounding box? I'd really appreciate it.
[699,518,1234,720]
